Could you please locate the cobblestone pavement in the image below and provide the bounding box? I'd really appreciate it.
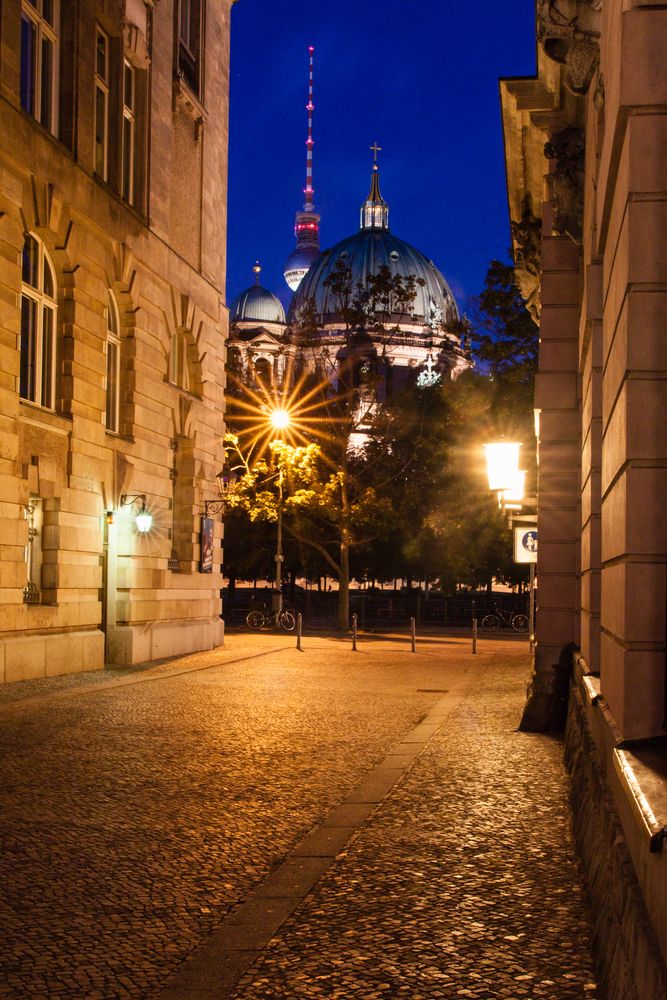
[0,633,599,999]
[226,652,599,1000]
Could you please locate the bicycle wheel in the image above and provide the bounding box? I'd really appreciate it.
[246,610,265,631]
[278,610,296,632]
[512,613,529,632]
[481,614,500,631]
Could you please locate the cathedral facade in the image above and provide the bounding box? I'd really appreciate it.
[228,158,468,424]
[0,1,234,681]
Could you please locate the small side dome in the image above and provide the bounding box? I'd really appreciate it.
[230,262,286,324]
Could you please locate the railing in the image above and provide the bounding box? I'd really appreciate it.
[222,589,529,630]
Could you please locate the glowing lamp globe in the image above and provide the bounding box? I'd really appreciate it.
[484,442,522,492]
[502,468,526,503]
[135,507,152,533]
[270,409,291,431]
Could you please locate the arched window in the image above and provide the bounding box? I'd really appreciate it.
[169,330,191,391]
[253,357,271,386]
[105,292,121,433]
[20,233,57,409]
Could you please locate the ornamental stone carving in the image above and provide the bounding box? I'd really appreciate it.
[511,208,542,322]
[544,126,585,242]
[537,0,602,94]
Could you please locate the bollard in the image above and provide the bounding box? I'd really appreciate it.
[529,562,536,653]
[296,612,302,651]
[410,616,416,653]
[352,612,358,651]
[471,598,477,654]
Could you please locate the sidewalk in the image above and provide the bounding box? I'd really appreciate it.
[0,635,598,999]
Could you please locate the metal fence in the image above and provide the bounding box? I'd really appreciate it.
[222,589,529,630]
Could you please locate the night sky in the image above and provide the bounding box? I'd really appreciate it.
[226,0,537,314]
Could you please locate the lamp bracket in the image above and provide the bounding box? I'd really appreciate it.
[204,499,227,517]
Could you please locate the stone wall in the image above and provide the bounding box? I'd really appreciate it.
[501,0,667,985]
[565,672,667,1000]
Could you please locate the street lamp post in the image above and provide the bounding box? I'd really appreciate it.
[269,408,291,615]
[483,440,537,647]
[274,462,284,614]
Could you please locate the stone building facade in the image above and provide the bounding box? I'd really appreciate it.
[501,2,666,997]
[0,0,234,680]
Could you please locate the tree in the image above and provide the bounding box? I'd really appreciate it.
[222,254,538,614]
[468,257,538,436]
[223,434,394,629]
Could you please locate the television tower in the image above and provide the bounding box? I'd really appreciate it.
[283,46,321,292]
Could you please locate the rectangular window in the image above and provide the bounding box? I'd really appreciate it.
[121,60,135,205]
[94,28,109,181]
[178,0,202,96]
[20,1,58,134]
[20,13,36,115]
[105,337,120,433]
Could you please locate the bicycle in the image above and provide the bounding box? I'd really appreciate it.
[245,605,297,632]
[480,606,529,633]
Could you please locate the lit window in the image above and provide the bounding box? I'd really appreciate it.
[94,27,110,181]
[121,60,135,205]
[178,0,202,95]
[20,0,59,134]
[105,292,121,433]
[20,233,57,410]
[169,331,190,391]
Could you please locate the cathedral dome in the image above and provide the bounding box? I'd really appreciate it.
[231,263,286,324]
[291,165,458,328]
[292,229,458,327]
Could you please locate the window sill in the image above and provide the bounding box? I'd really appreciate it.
[165,380,202,402]
[19,400,72,434]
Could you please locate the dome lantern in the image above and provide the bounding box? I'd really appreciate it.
[360,143,389,231]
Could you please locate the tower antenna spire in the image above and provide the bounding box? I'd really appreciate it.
[304,46,315,211]
[283,46,322,292]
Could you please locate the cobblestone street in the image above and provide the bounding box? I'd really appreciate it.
[0,633,599,999]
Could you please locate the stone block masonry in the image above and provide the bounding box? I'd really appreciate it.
[0,2,236,676]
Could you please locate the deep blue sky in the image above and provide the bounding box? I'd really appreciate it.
[226,0,536,313]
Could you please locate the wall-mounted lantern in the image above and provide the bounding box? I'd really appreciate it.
[120,494,153,533]
[205,464,238,517]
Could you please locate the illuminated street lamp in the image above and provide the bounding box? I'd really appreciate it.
[269,407,291,614]
[270,408,291,431]
[483,440,536,649]
[500,468,526,510]
[120,494,153,533]
[484,441,522,492]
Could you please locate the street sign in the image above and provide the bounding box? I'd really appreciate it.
[514,527,537,564]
